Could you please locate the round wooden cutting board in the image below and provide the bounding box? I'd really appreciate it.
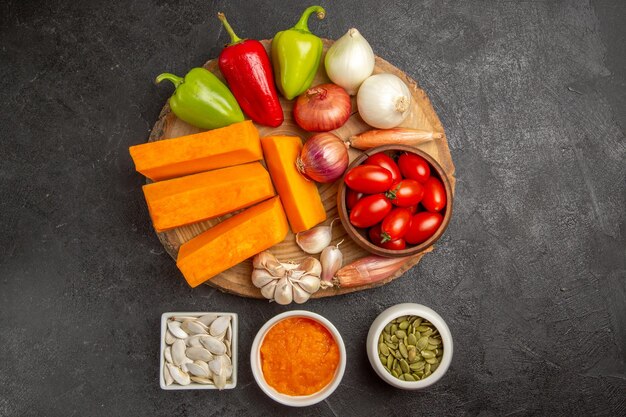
[148,39,456,298]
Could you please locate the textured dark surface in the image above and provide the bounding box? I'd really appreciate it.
[1,0,624,415]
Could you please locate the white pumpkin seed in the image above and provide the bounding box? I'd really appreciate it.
[185,362,210,378]
[172,339,187,366]
[186,346,213,361]
[199,335,226,355]
[164,346,173,364]
[197,314,219,327]
[163,364,174,386]
[182,320,208,335]
[167,364,191,385]
[165,330,176,345]
[186,334,204,347]
[171,316,200,322]
[210,316,230,337]
[167,321,189,339]
[190,375,213,384]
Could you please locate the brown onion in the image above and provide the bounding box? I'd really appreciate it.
[296,133,349,183]
[294,83,351,132]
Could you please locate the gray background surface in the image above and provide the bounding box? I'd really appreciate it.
[1,0,624,415]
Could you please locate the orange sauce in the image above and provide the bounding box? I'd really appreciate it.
[260,317,340,396]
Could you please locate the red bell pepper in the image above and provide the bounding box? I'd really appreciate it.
[217,13,284,127]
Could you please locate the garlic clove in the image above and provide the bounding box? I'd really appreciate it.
[320,242,343,282]
[260,280,278,300]
[253,251,286,277]
[251,269,277,288]
[292,283,312,304]
[273,277,293,305]
[298,257,322,277]
[296,227,332,254]
[294,274,321,294]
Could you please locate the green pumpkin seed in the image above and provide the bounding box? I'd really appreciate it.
[435,348,443,357]
[403,373,416,381]
[415,370,424,376]
[392,358,398,370]
[387,355,394,368]
[429,337,441,345]
[403,336,408,346]
[399,343,408,358]
[379,343,390,356]
[398,374,405,381]
[386,342,398,350]
[426,357,438,364]
[427,343,437,351]
[383,333,392,343]
[424,370,432,378]
[411,373,421,380]
[391,324,398,334]
[421,350,435,359]
[409,361,425,371]
[400,359,410,373]
[416,336,429,350]
[391,369,399,378]
[380,355,387,365]
[415,325,430,332]
[391,335,398,343]
[395,315,407,323]
[413,317,423,326]
[407,346,417,362]
[431,363,439,372]
[425,363,431,374]
[384,323,392,333]
[379,333,383,344]
[395,330,407,339]
[399,320,410,330]
[422,329,434,337]
[407,334,417,346]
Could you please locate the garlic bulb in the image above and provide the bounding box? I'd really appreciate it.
[251,252,323,305]
[295,218,339,254]
[357,74,411,129]
[325,28,375,95]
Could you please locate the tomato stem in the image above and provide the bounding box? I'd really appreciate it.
[380,232,392,243]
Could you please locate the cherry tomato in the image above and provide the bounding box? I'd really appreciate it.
[386,179,424,207]
[405,212,443,244]
[349,194,392,228]
[381,238,407,250]
[398,153,431,183]
[346,189,363,210]
[381,207,412,242]
[421,177,447,212]
[344,165,393,193]
[364,153,402,183]
[368,224,407,250]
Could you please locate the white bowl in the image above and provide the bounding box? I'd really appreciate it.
[250,310,346,407]
[367,303,453,389]
[160,312,238,390]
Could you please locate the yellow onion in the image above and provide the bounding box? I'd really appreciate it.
[296,133,349,183]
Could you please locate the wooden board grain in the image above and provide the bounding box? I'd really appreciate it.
[148,39,456,298]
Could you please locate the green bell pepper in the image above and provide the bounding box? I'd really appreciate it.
[155,68,244,130]
[271,5,326,100]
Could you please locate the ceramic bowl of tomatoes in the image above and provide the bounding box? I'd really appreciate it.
[337,145,453,258]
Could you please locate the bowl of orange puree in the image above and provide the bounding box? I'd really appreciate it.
[250,310,346,407]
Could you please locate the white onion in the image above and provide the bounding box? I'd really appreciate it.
[357,74,412,129]
[325,28,375,95]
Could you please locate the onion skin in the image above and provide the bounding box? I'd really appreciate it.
[296,133,349,183]
[294,84,351,132]
[349,128,444,150]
